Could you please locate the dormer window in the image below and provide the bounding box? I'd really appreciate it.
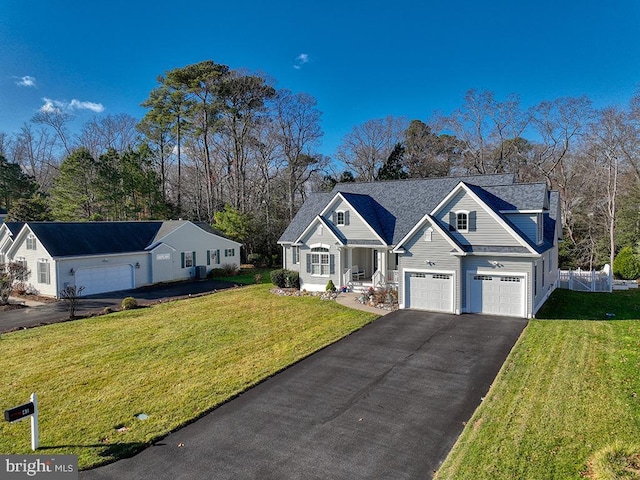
[26,234,37,250]
[456,211,469,233]
[449,210,474,233]
[334,210,349,226]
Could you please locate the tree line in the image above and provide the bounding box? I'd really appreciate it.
[1,60,640,271]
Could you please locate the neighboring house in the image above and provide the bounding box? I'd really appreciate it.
[0,220,241,298]
[0,207,7,223]
[278,174,561,319]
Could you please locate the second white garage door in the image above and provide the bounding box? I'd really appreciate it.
[469,274,525,317]
[76,264,134,296]
[405,272,454,313]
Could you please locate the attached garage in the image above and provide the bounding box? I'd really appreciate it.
[468,274,525,317]
[76,264,134,296]
[405,271,454,313]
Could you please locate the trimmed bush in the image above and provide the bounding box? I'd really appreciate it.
[613,246,640,279]
[284,271,299,289]
[326,280,336,292]
[207,268,227,278]
[121,297,138,310]
[270,269,299,289]
[270,269,285,287]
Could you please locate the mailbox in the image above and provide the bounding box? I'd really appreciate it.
[4,402,35,422]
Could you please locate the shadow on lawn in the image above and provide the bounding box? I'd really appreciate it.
[39,442,148,466]
[537,289,640,320]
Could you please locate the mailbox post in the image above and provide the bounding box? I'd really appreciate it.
[4,393,38,450]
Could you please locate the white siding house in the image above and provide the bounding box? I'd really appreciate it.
[0,220,241,298]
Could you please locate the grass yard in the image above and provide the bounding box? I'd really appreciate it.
[0,284,377,469]
[436,290,640,479]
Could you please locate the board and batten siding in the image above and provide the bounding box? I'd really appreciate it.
[398,223,462,312]
[461,256,533,315]
[435,190,521,247]
[326,198,378,241]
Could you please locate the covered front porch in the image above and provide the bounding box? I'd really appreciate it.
[340,246,399,289]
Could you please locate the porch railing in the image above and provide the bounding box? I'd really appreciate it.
[343,268,399,288]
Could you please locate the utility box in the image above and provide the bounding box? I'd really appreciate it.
[195,265,207,279]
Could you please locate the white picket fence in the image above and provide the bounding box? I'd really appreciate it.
[558,265,612,293]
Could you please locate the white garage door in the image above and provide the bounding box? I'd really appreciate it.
[76,264,134,296]
[406,272,454,313]
[469,274,525,317]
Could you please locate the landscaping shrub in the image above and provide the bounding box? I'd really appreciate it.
[270,269,299,289]
[207,268,227,278]
[121,297,138,310]
[613,246,640,280]
[284,270,299,289]
[270,269,285,287]
[254,273,263,284]
[222,263,239,275]
[326,280,336,292]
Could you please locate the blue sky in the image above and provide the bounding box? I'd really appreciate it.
[1,0,639,157]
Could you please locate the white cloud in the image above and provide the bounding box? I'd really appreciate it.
[40,98,63,113]
[15,75,37,87]
[39,97,105,114]
[294,53,310,70]
[69,99,105,112]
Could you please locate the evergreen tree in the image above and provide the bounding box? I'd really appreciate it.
[377,143,408,180]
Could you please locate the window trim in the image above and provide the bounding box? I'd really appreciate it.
[310,246,330,276]
[292,246,300,264]
[26,234,37,250]
[37,258,50,285]
[456,210,469,233]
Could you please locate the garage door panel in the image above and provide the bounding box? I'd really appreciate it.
[76,264,134,296]
[469,274,524,317]
[406,272,454,313]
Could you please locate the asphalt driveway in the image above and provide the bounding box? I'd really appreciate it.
[0,279,235,333]
[80,310,527,480]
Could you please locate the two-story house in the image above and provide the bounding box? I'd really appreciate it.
[278,174,561,318]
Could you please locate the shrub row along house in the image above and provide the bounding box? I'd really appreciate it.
[0,220,241,297]
[278,174,561,318]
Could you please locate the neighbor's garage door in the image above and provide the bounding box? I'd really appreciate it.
[405,272,454,313]
[469,274,525,317]
[76,264,134,296]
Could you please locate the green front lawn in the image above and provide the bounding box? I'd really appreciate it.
[0,284,377,469]
[436,290,640,479]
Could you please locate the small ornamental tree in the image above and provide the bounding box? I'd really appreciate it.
[612,246,640,280]
[59,285,86,319]
[0,262,31,304]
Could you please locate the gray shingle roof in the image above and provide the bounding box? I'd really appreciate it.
[279,174,544,244]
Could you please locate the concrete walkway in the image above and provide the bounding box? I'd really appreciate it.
[334,292,395,316]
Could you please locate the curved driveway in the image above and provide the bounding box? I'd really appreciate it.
[80,310,526,480]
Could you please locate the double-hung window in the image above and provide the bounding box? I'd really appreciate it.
[26,234,37,250]
[37,259,50,284]
[310,247,330,276]
[292,246,300,264]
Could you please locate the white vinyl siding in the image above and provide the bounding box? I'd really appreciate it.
[37,259,50,284]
